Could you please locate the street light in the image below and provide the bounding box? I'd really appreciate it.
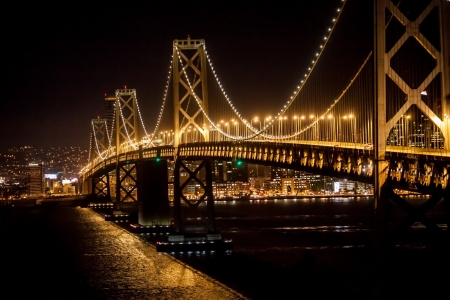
[264,116,272,136]
[300,116,305,140]
[319,115,324,141]
[310,115,317,140]
[279,116,287,137]
[215,124,221,142]
[187,127,192,143]
[328,115,335,142]
[251,117,261,130]
[341,115,348,143]
[294,116,299,140]
[225,122,230,138]
[348,114,355,146]
[405,115,410,146]
[234,121,239,137]
[181,129,185,144]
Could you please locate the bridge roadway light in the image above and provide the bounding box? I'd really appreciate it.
[251,117,261,131]
[342,115,350,143]
[294,116,300,140]
[310,115,317,140]
[348,114,355,146]
[300,116,305,140]
[217,124,221,141]
[328,115,335,142]
[319,116,325,141]
[276,116,288,137]
[406,115,411,147]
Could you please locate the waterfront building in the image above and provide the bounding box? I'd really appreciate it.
[27,163,44,196]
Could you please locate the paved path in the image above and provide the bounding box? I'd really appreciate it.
[0,206,247,300]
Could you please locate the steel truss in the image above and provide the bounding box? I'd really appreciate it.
[173,158,215,234]
[93,173,110,198]
[115,163,138,208]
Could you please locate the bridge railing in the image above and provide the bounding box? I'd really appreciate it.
[80,141,449,189]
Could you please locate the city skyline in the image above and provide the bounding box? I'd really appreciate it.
[1,1,371,150]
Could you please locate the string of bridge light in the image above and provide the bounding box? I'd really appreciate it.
[261,49,373,140]
[87,133,92,165]
[91,119,108,160]
[144,57,174,148]
[133,90,150,141]
[175,47,260,140]
[203,47,264,139]
[203,0,347,140]
[105,109,114,150]
[260,0,348,140]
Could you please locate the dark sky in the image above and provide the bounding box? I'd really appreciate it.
[2,0,352,149]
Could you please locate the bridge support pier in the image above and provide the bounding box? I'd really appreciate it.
[93,173,111,202]
[158,158,232,252]
[82,178,92,195]
[114,162,138,212]
[172,158,215,234]
[136,159,170,226]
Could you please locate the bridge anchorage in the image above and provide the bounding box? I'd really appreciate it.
[80,0,450,255]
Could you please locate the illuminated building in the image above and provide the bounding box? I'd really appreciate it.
[104,94,116,144]
[27,163,44,196]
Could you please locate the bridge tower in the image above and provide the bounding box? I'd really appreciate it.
[115,88,139,151]
[114,88,140,210]
[374,0,450,263]
[172,37,209,148]
[375,0,450,154]
[90,118,109,163]
[163,37,229,248]
[90,118,111,200]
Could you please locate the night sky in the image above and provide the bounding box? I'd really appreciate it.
[2,0,357,150]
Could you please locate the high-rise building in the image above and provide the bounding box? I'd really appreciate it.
[104,94,116,144]
[27,163,44,196]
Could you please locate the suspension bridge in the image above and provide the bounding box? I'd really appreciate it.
[79,0,449,248]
